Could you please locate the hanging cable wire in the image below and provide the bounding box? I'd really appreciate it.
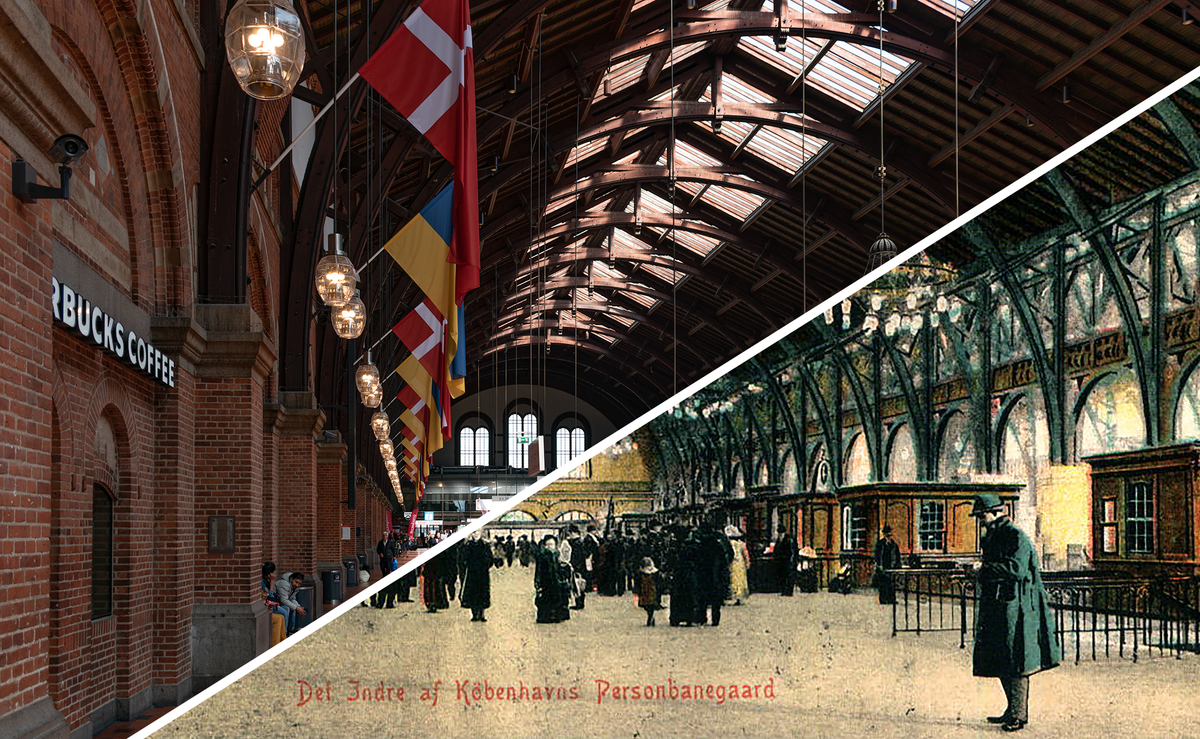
[954,0,960,218]
[801,0,807,314]
[877,0,885,238]
[670,0,677,398]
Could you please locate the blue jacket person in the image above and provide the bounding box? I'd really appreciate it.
[970,493,1060,732]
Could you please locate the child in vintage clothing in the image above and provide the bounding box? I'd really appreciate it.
[636,557,664,626]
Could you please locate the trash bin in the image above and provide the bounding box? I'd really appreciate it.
[293,585,314,629]
[342,558,358,589]
[357,553,369,574]
[321,570,342,605]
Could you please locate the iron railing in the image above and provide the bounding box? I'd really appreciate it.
[887,568,1200,662]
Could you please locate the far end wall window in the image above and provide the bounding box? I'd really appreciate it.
[556,427,588,478]
[92,485,113,619]
[918,500,946,552]
[459,426,489,466]
[507,413,537,468]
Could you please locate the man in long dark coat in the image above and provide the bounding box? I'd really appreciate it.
[459,536,493,622]
[693,524,734,626]
[534,535,571,623]
[970,493,1060,733]
[873,525,902,604]
[668,528,700,626]
[773,530,796,596]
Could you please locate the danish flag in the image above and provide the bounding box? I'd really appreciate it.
[359,0,479,301]
[392,298,447,385]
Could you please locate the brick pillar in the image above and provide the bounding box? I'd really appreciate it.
[262,409,279,566]
[190,305,275,691]
[0,138,67,736]
[315,439,346,602]
[149,317,203,707]
[273,392,323,581]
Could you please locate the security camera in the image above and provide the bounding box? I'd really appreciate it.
[48,134,88,165]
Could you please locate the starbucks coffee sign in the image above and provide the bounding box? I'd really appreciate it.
[52,276,175,388]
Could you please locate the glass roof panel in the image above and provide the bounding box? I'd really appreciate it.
[743,1,915,112]
[701,183,764,221]
[591,260,627,280]
[565,137,610,169]
[608,53,651,95]
[695,74,829,173]
[623,289,659,309]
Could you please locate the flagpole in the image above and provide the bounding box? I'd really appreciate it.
[250,72,362,193]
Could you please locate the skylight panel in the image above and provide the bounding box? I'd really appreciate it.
[701,184,764,221]
[741,34,829,78]
[660,140,721,168]
[668,229,720,257]
[613,227,653,251]
[639,261,687,286]
[607,54,651,95]
[565,138,609,169]
[745,122,822,172]
[917,0,976,19]
[623,288,659,309]
[591,261,627,280]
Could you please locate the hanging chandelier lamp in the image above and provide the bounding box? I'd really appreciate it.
[224,0,305,100]
[370,410,390,441]
[356,351,381,402]
[332,290,366,339]
[315,234,358,308]
[379,439,394,458]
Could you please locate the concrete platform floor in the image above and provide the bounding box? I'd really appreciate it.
[146,563,1200,739]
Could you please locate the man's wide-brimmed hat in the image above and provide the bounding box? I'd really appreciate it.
[969,493,1006,517]
[724,525,741,538]
[797,546,817,559]
[640,557,658,574]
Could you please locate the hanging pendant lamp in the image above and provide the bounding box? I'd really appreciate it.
[224,0,305,100]
[333,290,366,339]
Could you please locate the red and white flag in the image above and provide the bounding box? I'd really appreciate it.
[359,0,479,302]
[392,298,447,382]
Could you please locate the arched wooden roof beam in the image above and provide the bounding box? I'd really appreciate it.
[481,335,673,396]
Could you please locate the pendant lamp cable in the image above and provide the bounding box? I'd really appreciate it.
[670,0,677,398]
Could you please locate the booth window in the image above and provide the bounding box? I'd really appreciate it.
[507,413,537,468]
[918,500,946,552]
[92,484,114,619]
[1125,481,1154,554]
[1098,497,1118,554]
[555,426,588,478]
[842,503,867,550]
[458,426,489,466]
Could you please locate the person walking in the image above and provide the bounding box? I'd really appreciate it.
[636,557,663,626]
[725,526,751,605]
[773,530,796,596]
[872,525,902,605]
[534,535,571,623]
[460,535,493,622]
[970,493,1060,733]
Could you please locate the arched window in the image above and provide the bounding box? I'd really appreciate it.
[92,484,114,619]
[507,412,538,468]
[556,426,588,478]
[458,425,489,466]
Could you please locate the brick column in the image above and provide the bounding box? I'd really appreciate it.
[190,305,276,691]
[315,438,346,601]
[262,407,279,566]
[273,391,323,580]
[148,317,205,707]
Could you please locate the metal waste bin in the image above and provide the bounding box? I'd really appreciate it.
[342,558,358,589]
[321,570,342,605]
[293,585,314,629]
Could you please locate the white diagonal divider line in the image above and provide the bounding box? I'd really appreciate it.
[130,64,1200,739]
[405,8,464,133]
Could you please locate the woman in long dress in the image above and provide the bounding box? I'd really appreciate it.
[534,535,571,623]
[725,525,751,605]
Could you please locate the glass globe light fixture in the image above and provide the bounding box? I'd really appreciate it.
[356,353,380,396]
[379,440,393,457]
[385,457,398,472]
[225,0,305,100]
[370,410,390,441]
[315,234,357,307]
[332,290,366,339]
[360,384,383,409]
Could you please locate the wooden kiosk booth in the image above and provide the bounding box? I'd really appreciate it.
[834,481,1024,586]
[1083,443,1200,577]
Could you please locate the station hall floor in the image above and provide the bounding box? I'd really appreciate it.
[148,563,1199,739]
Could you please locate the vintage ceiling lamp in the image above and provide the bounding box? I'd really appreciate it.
[370,410,390,441]
[379,439,394,458]
[356,352,381,396]
[315,234,357,307]
[224,0,305,100]
[332,290,366,339]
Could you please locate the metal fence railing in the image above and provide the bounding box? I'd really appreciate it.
[887,569,1200,663]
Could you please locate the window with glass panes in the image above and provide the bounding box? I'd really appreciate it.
[458,426,489,466]
[843,503,867,550]
[507,413,537,468]
[918,500,946,551]
[556,427,588,478]
[1125,481,1154,554]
